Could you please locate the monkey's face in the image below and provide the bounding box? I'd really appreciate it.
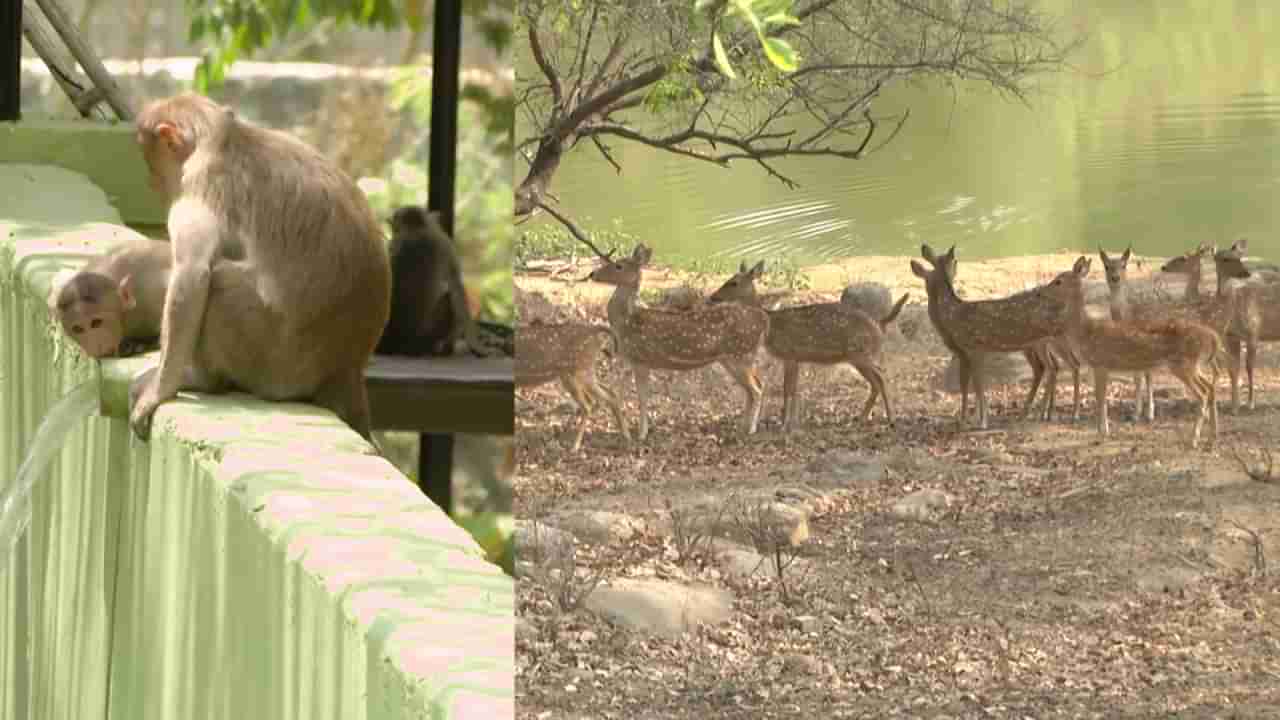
[58,296,127,358]
[137,128,189,199]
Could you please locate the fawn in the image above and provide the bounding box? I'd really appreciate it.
[919,245,1081,424]
[588,245,770,441]
[1160,242,1252,411]
[708,260,908,431]
[516,322,630,451]
[911,245,1071,429]
[1043,257,1220,449]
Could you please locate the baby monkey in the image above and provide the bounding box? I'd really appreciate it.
[377,206,486,356]
[49,238,171,358]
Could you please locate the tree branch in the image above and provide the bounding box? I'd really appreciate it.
[527,25,561,107]
[535,201,616,260]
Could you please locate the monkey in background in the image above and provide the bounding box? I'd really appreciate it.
[48,238,171,358]
[129,92,391,442]
[376,205,486,356]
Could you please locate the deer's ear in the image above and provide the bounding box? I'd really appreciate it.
[1121,247,1131,263]
[909,260,929,279]
[750,260,765,277]
[739,261,748,273]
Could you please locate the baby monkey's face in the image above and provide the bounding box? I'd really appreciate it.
[53,272,132,358]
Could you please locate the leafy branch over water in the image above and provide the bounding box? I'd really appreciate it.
[516,0,1083,251]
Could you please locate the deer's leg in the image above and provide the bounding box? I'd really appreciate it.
[1246,336,1258,411]
[1225,334,1243,413]
[1168,363,1207,449]
[1094,367,1111,438]
[1144,372,1155,422]
[1041,346,1061,422]
[586,372,631,446]
[559,375,593,452]
[972,354,990,430]
[852,362,887,424]
[633,364,652,442]
[1070,357,1082,422]
[1021,348,1044,420]
[1206,360,1219,445]
[723,357,764,435]
[781,360,800,431]
[955,352,972,427]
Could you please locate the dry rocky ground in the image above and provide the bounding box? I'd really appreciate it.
[515,253,1280,719]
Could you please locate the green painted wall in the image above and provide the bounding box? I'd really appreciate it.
[0,161,512,719]
[0,121,167,227]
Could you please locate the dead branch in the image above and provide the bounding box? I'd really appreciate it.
[535,201,615,261]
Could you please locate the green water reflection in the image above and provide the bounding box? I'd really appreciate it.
[524,1,1280,262]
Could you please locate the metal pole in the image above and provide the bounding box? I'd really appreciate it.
[1,0,21,121]
[420,0,463,515]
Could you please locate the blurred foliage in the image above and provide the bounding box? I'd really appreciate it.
[359,64,514,325]
[186,0,513,88]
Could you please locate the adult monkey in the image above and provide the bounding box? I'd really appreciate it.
[129,93,391,442]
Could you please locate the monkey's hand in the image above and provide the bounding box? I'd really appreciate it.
[128,367,162,440]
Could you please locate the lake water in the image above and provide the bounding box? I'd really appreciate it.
[523,1,1280,263]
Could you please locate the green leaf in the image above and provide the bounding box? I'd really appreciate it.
[762,13,800,26]
[712,32,737,79]
[761,36,798,72]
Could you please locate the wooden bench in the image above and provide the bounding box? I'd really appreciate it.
[365,354,513,513]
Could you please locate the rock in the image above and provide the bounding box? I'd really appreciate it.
[715,544,773,581]
[742,502,810,547]
[553,510,645,545]
[513,520,576,568]
[938,353,1030,393]
[840,282,892,319]
[806,450,887,486]
[1135,566,1203,594]
[585,579,733,638]
[1196,468,1253,488]
[792,615,821,633]
[772,484,825,510]
[891,489,954,523]
[675,497,809,547]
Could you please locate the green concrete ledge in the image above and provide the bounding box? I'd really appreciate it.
[0,121,167,226]
[0,163,512,719]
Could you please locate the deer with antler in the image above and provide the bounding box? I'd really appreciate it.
[516,322,630,451]
[587,244,770,441]
[912,245,1078,428]
[707,260,908,431]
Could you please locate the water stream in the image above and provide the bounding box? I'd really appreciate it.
[0,380,101,573]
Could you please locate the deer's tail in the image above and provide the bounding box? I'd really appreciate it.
[881,293,910,330]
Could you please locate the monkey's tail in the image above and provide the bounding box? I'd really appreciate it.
[880,293,910,330]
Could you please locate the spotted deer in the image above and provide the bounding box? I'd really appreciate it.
[516,322,630,451]
[1042,257,1219,449]
[1207,239,1277,412]
[919,245,1081,424]
[587,245,770,441]
[707,260,908,431]
[1099,246,1156,421]
[1159,242,1253,411]
[911,245,1072,429]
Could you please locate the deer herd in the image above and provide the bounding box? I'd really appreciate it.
[516,239,1279,452]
